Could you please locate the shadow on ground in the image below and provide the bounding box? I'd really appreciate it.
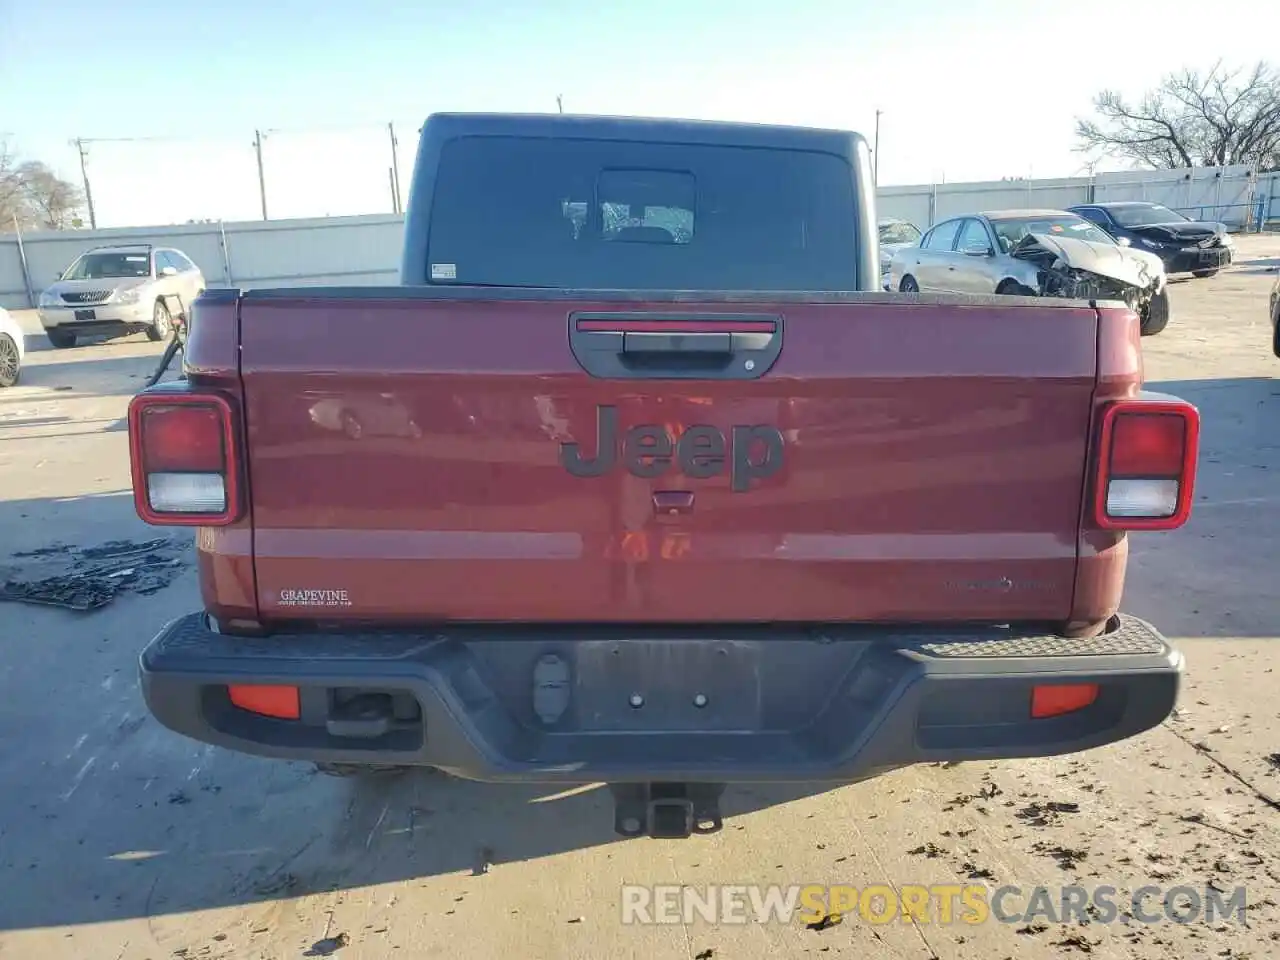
[0,490,838,933]
[8,350,164,399]
[1120,376,1280,638]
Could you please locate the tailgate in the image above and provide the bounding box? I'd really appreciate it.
[240,292,1099,623]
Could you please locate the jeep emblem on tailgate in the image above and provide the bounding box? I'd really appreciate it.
[560,405,783,491]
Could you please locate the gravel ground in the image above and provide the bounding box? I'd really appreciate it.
[0,241,1277,960]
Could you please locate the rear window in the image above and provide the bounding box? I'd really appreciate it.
[426,136,858,290]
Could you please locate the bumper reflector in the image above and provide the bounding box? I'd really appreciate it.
[228,684,301,720]
[1031,682,1099,719]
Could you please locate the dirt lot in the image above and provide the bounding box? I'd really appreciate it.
[1,243,1278,960]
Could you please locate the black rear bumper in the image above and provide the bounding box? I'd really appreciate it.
[139,613,1181,783]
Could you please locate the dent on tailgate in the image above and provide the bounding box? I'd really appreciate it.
[238,292,1099,625]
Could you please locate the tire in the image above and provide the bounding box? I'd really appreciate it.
[0,334,20,388]
[146,299,172,342]
[1141,288,1171,337]
[1272,303,1280,358]
[899,275,920,293]
[314,762,412,779]
[340,411,364,440]
[46,328,76,349]
[1191,269,1219,279]
[997,279,1036,296]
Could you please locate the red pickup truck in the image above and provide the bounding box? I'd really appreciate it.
[130,113,1199,839]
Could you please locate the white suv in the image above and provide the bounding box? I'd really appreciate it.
[37,244,205,348]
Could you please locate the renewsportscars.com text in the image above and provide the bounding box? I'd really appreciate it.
[620,883,1248,926]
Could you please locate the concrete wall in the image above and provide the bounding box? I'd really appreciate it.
[0,165,1270,309]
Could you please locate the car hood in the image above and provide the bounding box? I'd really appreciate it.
[879,240,916,263]
[1126,221,1226,244]
[1017,233,1165,289]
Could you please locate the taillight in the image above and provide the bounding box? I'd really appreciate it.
[128,392,240,525]
[1094,398,1199,531]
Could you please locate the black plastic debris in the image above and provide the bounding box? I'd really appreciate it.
[0,537,189,612]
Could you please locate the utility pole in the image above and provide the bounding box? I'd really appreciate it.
[74,138,97,229]
[556,95,564,114]
[873,109,882,187]
[253,129,268,221]
[388,122,402,213]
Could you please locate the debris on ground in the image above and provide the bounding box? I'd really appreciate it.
[1031,842,1089,870]
[0,537,189,611]
[305,932,350,956]
[961,861,995,880]
[167,790,191,806]
[907,842,945,858]
[1051,932,1098,953]
[1015,801,1079,826]
[806,912,843,932]
[695,950,715,959]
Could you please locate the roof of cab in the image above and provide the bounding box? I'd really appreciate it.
[420,112,867,152]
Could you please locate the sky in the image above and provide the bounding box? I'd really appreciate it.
[2,0,1278,228]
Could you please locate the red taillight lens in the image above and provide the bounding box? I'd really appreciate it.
[128,392,240,526]
[1094,399,1199,531]
[1108,413,1187,477]
[141,405,225,472]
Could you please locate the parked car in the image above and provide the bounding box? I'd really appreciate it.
[0,306,25,388]
[878,217,922,289]
[1067,201,1233,278]
[890,209,1171,335]
[1270,268,1279,358]
[37,244,204,348]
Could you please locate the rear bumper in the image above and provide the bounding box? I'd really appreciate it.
[140,613,1182,783]
[39,304,152,332]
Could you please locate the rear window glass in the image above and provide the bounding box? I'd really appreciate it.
[426,136,858,290]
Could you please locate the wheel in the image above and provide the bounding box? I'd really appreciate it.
[0,334,20,388]
[340,411,364,440]
[1141,288,1170,337]
[1191,269,1219,279]
[146,300,172,342]
[997,279,1036,296]
[313,762,411,779]
[899,275,920,293]
[45,328,76,349]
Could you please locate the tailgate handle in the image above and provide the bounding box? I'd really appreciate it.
[569,312,783,381]
[622,332,733,355]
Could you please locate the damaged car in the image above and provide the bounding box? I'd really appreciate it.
[890,210,1171,336]
[1068,201,1233,278]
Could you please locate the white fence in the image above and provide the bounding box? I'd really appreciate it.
[3,165,1279,309]
[876,164,1269,234]
[0,214,404,309]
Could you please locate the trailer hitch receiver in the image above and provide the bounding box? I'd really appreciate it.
[610,783,725,839]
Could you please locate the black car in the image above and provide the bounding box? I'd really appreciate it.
[1067,201,1234,277]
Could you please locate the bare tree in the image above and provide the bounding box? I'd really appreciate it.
[0,140,85,231]
[1076,61,1280,170]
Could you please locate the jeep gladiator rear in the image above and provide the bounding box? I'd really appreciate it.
[130,113,1199,838]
